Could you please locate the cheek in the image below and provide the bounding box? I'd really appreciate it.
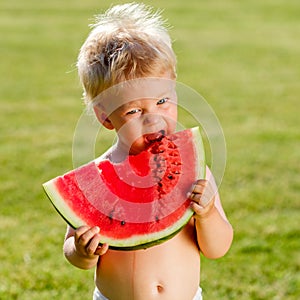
[117,121,142,144]
[116,121,147,154]
[172,108,178,121]
[165,106,178,129]
[167,103,178,119]
[121,133,146,155]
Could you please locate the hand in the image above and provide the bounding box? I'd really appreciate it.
[189,179,216,218]
[74,226,109,258]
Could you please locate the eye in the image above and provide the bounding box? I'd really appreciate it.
[126,108,141,115]
[157,97,168,105]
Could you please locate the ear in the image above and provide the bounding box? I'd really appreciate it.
[93,106,115,130]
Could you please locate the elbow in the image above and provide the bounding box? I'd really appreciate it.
[63,254,97,270]
[63,244,97,270]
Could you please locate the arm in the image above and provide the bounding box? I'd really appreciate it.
[63,225,109,270]
[190,168,233,259]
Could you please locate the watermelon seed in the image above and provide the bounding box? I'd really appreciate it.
[109,210,114,221]
[121,220,126,226]
[155,216,160,222]
[167,174,174,179]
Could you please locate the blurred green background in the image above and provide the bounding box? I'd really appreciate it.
[1,0,299,299]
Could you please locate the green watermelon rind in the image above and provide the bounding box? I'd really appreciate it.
[43,126,206,250]
[109,208,195,250]
[43,183,87,229]
[190,127,206,180]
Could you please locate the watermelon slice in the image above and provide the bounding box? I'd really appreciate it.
[43,127,205,250]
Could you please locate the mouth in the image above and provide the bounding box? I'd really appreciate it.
[144,130,166,144]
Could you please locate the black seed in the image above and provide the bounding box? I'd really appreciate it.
[155,216,160,222]
[121,220,126,226]
[109,210,114,220]
[167,174,173,179]
[158,181,163,187]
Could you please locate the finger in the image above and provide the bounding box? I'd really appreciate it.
[189,192,202,203]
[86,233,101,255]
[95,243,109,256]
[194,179,207,188]
[191,185,204,195]
[190,201,205,214]
[76,226,100,246]
[200,184,216,206]
[192,180,208,194]
[190,187,215,207]
[74,226,90,243]
[191,200,215,218]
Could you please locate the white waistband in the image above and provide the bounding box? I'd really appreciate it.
[93,286,202,300]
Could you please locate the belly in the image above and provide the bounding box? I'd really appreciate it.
[96,223,200,300]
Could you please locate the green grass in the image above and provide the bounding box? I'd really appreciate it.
[1,0,299,299]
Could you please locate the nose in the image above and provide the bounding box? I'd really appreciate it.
[142,113,162,126]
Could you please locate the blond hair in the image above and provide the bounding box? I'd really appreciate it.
[77,2,177,104]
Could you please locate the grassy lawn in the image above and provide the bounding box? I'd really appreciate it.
[1,0,299,299]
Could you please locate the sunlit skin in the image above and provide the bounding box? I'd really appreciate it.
[94,74,178,160]
[63,73,233,299]
[102,97,177,157]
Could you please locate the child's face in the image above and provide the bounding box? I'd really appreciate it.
[98,72,177,155]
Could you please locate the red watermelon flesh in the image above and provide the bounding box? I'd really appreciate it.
[42,127,205,250]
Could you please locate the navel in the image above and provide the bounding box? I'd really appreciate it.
[156,283,164,293]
